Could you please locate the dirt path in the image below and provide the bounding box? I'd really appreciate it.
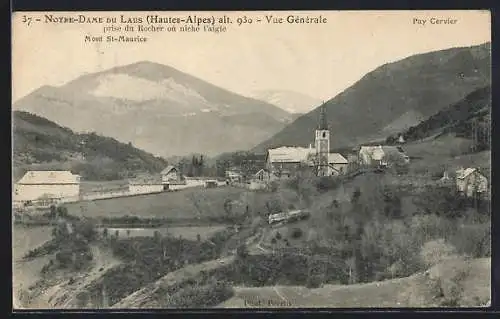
[23,244,121,309]
[51,244,121,308]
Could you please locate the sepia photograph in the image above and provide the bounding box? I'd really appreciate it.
[12,10,491,309]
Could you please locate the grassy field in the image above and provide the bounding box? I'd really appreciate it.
[219,257,490,308]
[64,186,261,219]
[403,134,490,177]
[102,226,227,241]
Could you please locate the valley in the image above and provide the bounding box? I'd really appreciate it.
[12,39,491,310]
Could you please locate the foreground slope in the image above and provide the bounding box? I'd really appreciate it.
[218,257,490,308]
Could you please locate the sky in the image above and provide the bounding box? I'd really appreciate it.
[12,10,491,102]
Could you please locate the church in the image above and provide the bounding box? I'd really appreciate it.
[265,104,348,178]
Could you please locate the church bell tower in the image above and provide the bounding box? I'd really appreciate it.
[315,103,330,176]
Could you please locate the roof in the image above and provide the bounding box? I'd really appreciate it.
[254,169,267,175]
[17,171,80,185]
[129,174,163,185]
[456,168,484,180]
[268,147,348,165]
[161,165,177,175]
[267,146,314,163]
[328,153,348,164]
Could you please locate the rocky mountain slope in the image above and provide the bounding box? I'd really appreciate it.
[14,61,292,158]
[253,42,491,152]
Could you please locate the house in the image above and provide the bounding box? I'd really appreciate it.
[455,168,488,198]
[161,165,180,184]
[13,170,80,204]
[327,153,349,175]
[253,169,279,183]
[129,175,165,194]
[358,145,409,168]
[225,168,243,183]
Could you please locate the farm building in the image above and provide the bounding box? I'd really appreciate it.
[455,167,488,198]
[161,165,180,183]
[253,169,279,183]
[129,175,165,194]
[13,170,81,204]
[358,145,410,168]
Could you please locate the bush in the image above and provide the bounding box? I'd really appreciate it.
[419,239,458,268]
[74,220,98,241]
[306,275,323,288]
[448,223,490,258]
[236,244,249,259]
[315,177,340,192]
[290,228,303,239]
[163,281,234,308]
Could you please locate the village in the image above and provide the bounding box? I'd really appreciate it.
[13,104,489,222]
[12,103,491,310]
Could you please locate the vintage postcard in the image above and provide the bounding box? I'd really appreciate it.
[12,10,491,309]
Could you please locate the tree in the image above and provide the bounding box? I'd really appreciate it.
[223,199,233,217]
[236,244,248,259]
[198,155,205,176]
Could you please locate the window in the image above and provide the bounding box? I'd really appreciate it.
[322,132,326,138]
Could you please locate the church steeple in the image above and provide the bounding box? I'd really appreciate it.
[318,102,328,130]
[315,102,330,176]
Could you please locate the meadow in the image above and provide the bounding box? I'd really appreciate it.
[64,186,248,219]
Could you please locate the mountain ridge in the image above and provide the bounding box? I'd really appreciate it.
[14,61,292,158]
[253,42,491,152]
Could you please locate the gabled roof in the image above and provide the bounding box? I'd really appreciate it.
[17,171,80,185]
[267,146,314,163]
[456,168,484,180]
[328,153,348,164]
[161,165,177,175]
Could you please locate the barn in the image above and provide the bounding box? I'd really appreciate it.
[455,167,488,198]
[13,170,81,204]
[161,165,180,184]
